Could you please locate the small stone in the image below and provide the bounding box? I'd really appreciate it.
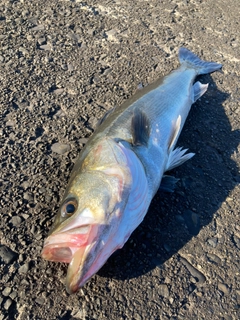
[51,143,71,155]
[21,181,30,189]
[105,29,118,41]
[218,283,229,295]
[207,238,218,247]
[183,210,200,236]
[0,245,18,264]
[163,243,171,252]
[9,291,17,300]
[21,214,29,220]
[19,262,30,274]
[35,297,45,305]
[31,24,45,31]
[6,120,15,127]
[78,138,88,145]
[207,253,221,265]
[39,44,52,51]
[2,287,12,297]
[52,88,64,95]
[23,192,33,202]
[4,298,12,310]
[158,284,169,298]
[38,37,46,45]
[10,216,22,227]
[67,63,74,72]
[19,47,29,55]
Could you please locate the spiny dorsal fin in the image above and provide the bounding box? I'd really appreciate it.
[131,109,150,146]
[168,115,181,152]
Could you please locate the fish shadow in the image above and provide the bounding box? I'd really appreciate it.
[97,74,239,281]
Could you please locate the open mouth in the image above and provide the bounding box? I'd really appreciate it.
[41,225,93,263]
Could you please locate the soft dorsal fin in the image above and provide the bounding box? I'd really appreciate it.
[131,109,150,146]
[168,115,181,152]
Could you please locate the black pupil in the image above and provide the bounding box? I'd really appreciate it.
[66,203,75,214]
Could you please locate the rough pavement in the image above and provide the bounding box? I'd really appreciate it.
[0,0,239,319]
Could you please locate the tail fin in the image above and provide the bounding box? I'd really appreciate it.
[179,47,222,75]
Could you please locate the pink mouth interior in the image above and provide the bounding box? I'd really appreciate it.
[41,226,91,263]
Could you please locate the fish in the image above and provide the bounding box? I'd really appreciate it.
[41,48,222,293]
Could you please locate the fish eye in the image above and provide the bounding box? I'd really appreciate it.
[61,197,78,218]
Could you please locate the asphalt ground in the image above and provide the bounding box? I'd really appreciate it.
[0,0,239,319]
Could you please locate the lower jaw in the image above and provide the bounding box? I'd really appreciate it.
[66,246,87,293]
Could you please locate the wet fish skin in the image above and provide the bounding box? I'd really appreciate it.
[41,48,222,293]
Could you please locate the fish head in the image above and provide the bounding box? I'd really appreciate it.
[42,138,136,293]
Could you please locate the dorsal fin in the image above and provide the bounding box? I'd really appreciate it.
[131,109,150,146]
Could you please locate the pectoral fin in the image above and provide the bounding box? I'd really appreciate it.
[131,109,150,146]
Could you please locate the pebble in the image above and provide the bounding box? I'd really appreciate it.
[23,192,34,202]
[207,253,221,265]
[10,216,22,227]
[31,24,45,31]
[51,142,71,155]
[2,287,12,297]
[35,297,45,305]
[4,298,12,311]
[158,284,169,298]
[52,88,64,95]
[183,210,200,236]
[207,237,218,247]
[18,47,29,55]
[78,137,88,145]
[19,262,30,274]
[0,245,18,264]
[39,44,52,51]
[21,181,30,189]
[38,37,46,45]
[105,29,118,41]
[218,283,229,295]
[6,120,15,126]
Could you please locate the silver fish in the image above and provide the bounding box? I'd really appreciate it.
[42,48,222,293]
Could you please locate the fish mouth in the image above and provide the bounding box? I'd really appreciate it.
[41,224,93,263]
[41,223,100,293]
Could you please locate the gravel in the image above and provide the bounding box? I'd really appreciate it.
[0,0,239,319]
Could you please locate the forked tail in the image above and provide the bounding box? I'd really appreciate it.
[179,47,222,75]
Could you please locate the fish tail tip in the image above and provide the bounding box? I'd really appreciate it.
[178,47,222,75]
